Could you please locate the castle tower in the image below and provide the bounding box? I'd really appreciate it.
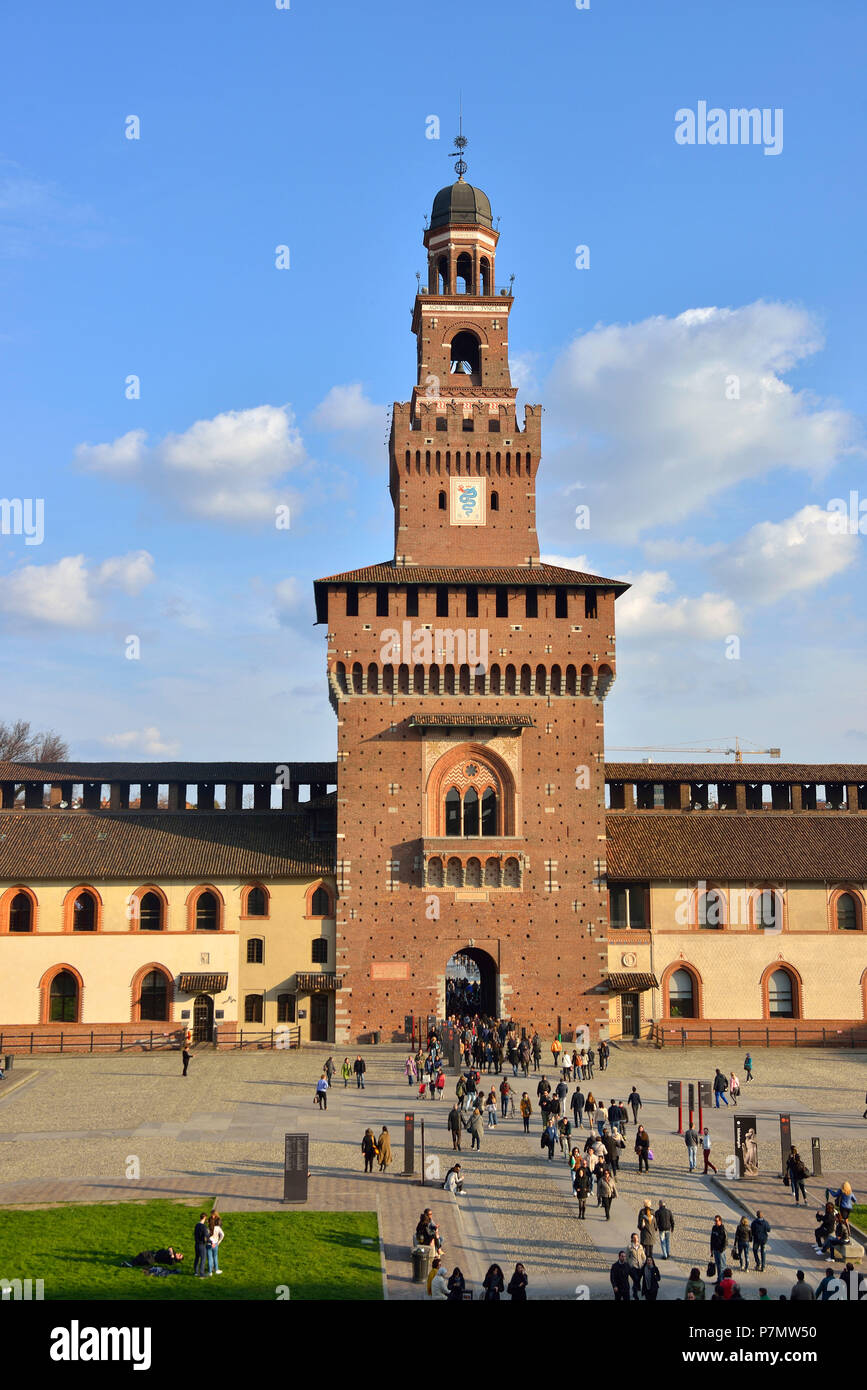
[315,161,628,1043]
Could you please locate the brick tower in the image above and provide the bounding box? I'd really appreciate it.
[315,168,628,1044]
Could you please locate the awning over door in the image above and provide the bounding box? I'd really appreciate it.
[178,973,228,993]
[605,972,658,994]
[296,972,342,993]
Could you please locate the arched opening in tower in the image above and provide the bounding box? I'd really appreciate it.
[449,331,481,382]
[445,946,498,1018]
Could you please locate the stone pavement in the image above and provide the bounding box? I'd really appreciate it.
[0,1040,864,1299]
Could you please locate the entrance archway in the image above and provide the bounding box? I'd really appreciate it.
[193,992,214,1043]
[446,947,498,1018]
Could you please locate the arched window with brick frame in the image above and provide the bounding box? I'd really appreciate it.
[131,963,173,1022]
[831,887,864,931]
[186,885,224,932]
[0,885,37,933]
[62,885,102,933]
[128,884,168,932]
[661,961,703,1020]
[426,745,516,839]
[761,962,803,1020]
[306,881,335,918]
[39,964,84,1024]
[242,884,270,918]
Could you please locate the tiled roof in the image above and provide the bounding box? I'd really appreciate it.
[606,972,659,992]
[315,561,627,588]
[0,761,338,784]
[409,714,534,728]
[606,813,867,881]
[178,974,228,993]
[605,763,867,784]
[0,812,333,881]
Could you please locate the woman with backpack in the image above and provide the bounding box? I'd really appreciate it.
[361,1128,378,1174]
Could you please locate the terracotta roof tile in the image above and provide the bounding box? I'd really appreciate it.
[605,763,867,784]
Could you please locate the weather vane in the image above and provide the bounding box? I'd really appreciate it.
[449,95,468,179]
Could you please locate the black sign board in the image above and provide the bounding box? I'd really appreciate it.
[699,1081,712,1107]
[779,1113,792,1177]
[282,1133,309,1203]
[403,1112,415,1175]
[733,1114,758,1178]
[667,1081,681,1108]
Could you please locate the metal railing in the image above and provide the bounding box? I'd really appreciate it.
[0,1025,302,1055]
[649,1022,867,1049]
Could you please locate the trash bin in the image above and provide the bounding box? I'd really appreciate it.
[373,1030,381,1045]
[411,1243,433,1284]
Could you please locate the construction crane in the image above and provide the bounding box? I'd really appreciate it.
[607,738,781,764]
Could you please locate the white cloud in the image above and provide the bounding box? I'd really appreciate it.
[76,406,304,525]
[710,504,859,604]
[616,570,740,639]
[273,577,305,624]
[545,301,862,542]
[104,726,180,756]
[310,383,385,434]
[540,553,599,573]
[0,551,155,628]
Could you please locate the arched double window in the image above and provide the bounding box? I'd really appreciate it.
[445,784,498,836]
[668,968,696,1019]
[7,890,34,932]
[72,890,98,931]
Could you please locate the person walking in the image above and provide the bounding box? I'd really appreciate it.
[447,1102,463,1151]
[610,1251,630,1302]
[193,1213,210,1277]
[597,1168,617,1220]
[743,1053,753,1082]
[571,1085,586,1129]
[709,1215,728,1281]
[361,1128,378,1173]
[685,1267,706,1300]
[482,1264,505,1301]
[341,1057,352,1088]
[684,1124,699,1172]
[377,1126,392,1173]
[734,1217,751,1272]
[573,1159,592,1219]
[625,1233,646,1300]
[558,1115,572,1155]
[531,1033,542,1072]
[181,1044,192,1078]
[551,1036,562,1071]
[713,1068,729,1107]
[750,1210,771,1271]
[637,1202,657,1258]
[786,1146,808,1205]
[315,1073,329,1110]
[790,1270,815,1301]
[469,1107,484,1152]
[520,1092,532,1133]
[634,1125,651,1173]
[541,1118,557,1160]
[729,1072,740,1106]
[628,1087,642,1125]
[584,1091,597,1131]
[556,1077,569,1115]
[595,1042,604,1074]
[641,1254,661,1301]
[405,1054,417,1086]
[701,1128,717,1174]
[655,1200,675,1260]
[485,1088,498,1128]
[323,1056,336,1088]
[435,1067,446,1100]
[207,1214,224,1275]
[353,1055,366,1089]
[499,1077,511,1119]
[507,1263,528,1300]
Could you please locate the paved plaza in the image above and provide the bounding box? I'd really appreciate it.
[0,1041,864,1299]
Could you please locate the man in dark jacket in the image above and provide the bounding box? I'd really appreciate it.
[531,1033,542,1070]
[710,1214,728,1280]
[193,1214,209,1277]
[603,1129,620,1175]
[629,1087,642,1124]
[607,1099,620,1129]
[655,1200,675,1259]
[353,1055,366,1089]
[572,1087,586,1128]
[750,1210,771,1272]
[556,1078,569,1113]
[610,1251,630,1301]
[713,1068,729,1107]
[447,1102,462,1151]
[541,1119,557,1160]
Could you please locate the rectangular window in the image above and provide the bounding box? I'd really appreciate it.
[277,994,296,1023]
[495,587,508,618]
[488,418,500,433]
[376,586,389,617]
[312,938,329,964]
[555,590,568,619]
[436,416,447,432]
[462,417,474,432]
[405,585,419,617]
[584,590,597,619]
[345,586,358,617]
[244,994,263,1024]
[608,883,649,929]
[465,586,478,618]
[525,589,538,618]
[436,586,449,617]
[246,938,264,964]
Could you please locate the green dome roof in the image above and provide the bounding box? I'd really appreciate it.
[430,180,493,230]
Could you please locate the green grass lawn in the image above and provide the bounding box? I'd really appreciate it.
[0,1200,382,1300]
[851,1204,867,1240]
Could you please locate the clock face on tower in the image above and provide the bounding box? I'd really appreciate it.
[450,476,486,525]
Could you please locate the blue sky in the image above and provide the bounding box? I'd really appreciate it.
[1,0,864,764]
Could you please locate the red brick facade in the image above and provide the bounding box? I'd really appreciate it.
[317,178,627,1042]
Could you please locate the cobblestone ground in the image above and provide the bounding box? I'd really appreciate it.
[0,1040,864,1299]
